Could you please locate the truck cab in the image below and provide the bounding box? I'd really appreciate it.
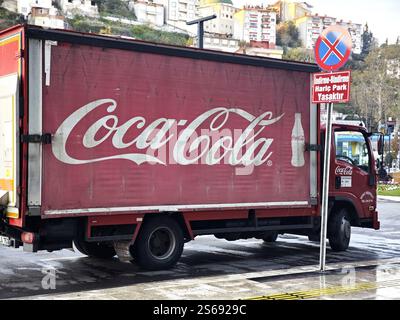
[312,123,380,251]
[330,124,380,228]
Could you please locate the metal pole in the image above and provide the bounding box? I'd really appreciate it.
[198,21,204,49]
[187,15,216,49]
[319,102,333,272]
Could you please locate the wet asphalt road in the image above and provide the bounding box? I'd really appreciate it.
[0,200,399,299]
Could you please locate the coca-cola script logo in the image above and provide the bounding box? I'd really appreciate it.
[52,99,285,169]
[335,166,353,176]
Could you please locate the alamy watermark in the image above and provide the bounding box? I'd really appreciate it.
[41,267,57,290]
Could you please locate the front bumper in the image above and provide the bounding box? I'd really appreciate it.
[360,211,380,230]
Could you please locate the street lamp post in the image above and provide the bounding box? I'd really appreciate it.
[186,15,217,49]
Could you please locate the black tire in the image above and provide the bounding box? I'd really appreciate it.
[73,239,88,255]
[308,233,320,242]
[328,208,351,251]
[131,216,184,271]
[73,240,116,259]
[262,232,278,243]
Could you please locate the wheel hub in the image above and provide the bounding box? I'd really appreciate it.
[148,227,176,260]
[341,218,351,238]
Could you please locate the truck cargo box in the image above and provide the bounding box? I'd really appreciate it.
[0,25,320,220]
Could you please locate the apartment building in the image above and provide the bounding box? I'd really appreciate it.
[166,0,199,34]
[337,19,362,54]
[234,5,277,45]
[28,5,65,29]
[296,14,362,54]
[271,0,312,22]
[132,0,165,26]
[56,0,99,18]
[198,0,236,36]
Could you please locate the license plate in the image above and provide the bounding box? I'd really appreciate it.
[0,236,11,247]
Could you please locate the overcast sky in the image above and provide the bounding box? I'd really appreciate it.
[232,0,400,44]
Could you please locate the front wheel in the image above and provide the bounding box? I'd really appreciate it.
[131,216,184,270]
[328,208,351,251]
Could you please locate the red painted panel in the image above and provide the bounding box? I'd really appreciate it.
[0,28,20,76]
[41,42,312,214]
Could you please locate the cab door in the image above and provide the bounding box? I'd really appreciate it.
[332,129,376,218]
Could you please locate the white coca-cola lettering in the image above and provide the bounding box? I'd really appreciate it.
[335,166,353,176]
[52,99,285,167]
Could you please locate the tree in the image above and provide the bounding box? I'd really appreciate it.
[283,47,315,63]
[276,21,302,49]
[0,6,22,30]
[344,53,366,71]
[237,41,250,55]
[67,15,104,33]
[350,44,400,131]
[391,132,399,160]
[361,23,376,58]
[97,0,136,19]
[130,25,189,46]
[381,38,389,48]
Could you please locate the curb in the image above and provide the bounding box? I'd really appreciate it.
[378,195,400,202]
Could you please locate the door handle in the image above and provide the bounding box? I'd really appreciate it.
[335,176,341,189]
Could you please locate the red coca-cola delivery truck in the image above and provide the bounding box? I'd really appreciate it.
[0,25,381,270]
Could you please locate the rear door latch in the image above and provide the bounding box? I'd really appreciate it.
[305,144,322,152]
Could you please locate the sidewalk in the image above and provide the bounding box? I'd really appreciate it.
[18,258,400,300]
[378,195,400,202]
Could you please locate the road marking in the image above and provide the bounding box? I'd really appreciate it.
[246,279,400,300]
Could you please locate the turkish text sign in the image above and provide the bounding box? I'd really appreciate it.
[312,71,351,104]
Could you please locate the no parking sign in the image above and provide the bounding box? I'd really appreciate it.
[314,26,352,72]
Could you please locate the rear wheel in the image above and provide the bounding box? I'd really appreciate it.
[262,232,278,243]
[328,208,351,251]
[131,216,184,270]
[73,240,116,259]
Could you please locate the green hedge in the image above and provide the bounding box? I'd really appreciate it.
[377,184,400,196]
[68,16,189,47]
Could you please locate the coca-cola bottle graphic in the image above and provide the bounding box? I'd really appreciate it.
[291,113,305,167]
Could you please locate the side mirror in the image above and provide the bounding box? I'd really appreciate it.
[378,134,384,155]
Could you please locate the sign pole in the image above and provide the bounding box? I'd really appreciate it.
[313,25,352,273]
[319,101,333,272]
